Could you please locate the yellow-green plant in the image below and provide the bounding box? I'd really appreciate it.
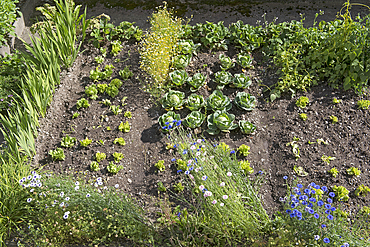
[299,113,307,121]
[155,160,165,172]
[139,3,183,98]
[95,152,106,162]
[328,167,339,178]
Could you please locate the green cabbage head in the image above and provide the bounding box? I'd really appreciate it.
[239,120,256,134]
[207,110,238,135]
[232,73,252,89]
[169,70,188,87]
[233,92,256,111]
[161,90,185,110]
[185,93,205,111]
[187,73,206,92]
[158,111,181,132]
[184,111,205,128]
[206,90,232,112]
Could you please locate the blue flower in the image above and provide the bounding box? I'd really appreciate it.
[296,211,302,217]
[162,126,167,129]
[213,144,217,147]
[323,238,330,243]
[297,184,303,188]
[327,214,334,220]
[304,189,311,194]
[302,201,307,205]
[168,125,173,129]
[173,144,177,148]
[318,200,324,206]
[302,195,308,200]
[183,150,188,154]
[176,120,182,126]
[177,170,182,173]
[185,171,190,175]
[291,203,296,208]
[325,209,331,214]
[230,150,235,154]
[197,148,201,151]
[329,192,335,198]
[331,207,336,211]
[308,202,313,208]
[283,176,288,180]
[314,213,320,219]
[341,243,349,247]
[290,213,296,218]
[189,167,194,171]
[321,224,326,228]
[172,120,177,123]
[325,204,331,209]
[314,185,320,189]
[310,182,316,187]
[309,197,316,203]
[327,198,333,203]
[171,158,176,162]
[308,208,315,214]
[177,212,181,217]
[165,122,169,125]
[322,186,328,192]
[311,190,316,194]
[286,209,291,214]
[258,171,264,175]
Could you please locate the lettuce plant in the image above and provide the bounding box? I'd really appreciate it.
[94,55,104,64]
[161,90,185,110]
[80,137,92,147]
[95,152,106,162]
[219,54,234,70]
[90,66,101,81]
[76,98,90,109]
[214,70,232,90]
[111,40,123,56]
[113,137,126,146]
[239,120,256,134]
[355,185,370,197]
[237,144,250,156]
[332,185,349,201]
[49,148,65,161]
[357,99,370,109]
[113,152,124,163]
[97,83,108,94]
[158,111,181,132]
[155,160,165,172]
[232,73,252,89]
[233,92,256,111]
[176,39,200,55]
[238,160,254,174]
[107,161,123,174]
[110,78,123,88]
[328,167,339,177]
[346,167,361,176]
[61,135,76,148]
[173,54,191,69]
[110,105,122,115]
[296,96,309,108]
[206,90,232,112]
[101,99,111,106]
[330,115,338,124]
[187,73,206,92]
[118,121,130,132]
[90,161,100,171]
[207,110,238,135]
[72,112,80,119]
[185,93,205,111]
[85,84,98,100]
[124,111,132,118]
[236,54,253,69]
[119,66,133,80]
[169,70,188,87]
[183,111,205,128]
[106,85,119,98]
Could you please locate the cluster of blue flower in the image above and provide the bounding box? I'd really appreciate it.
[162,119,182,130]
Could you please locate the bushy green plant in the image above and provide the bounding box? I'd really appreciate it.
[176,39,200,55]
[219,54,235,70]
[296,96,309,108]
[49,148,65,161]
[95,152,106,162]
[207,110,238,135]
[321,155,335,165]
[233,92,256,111]
[346,167,361,176]
[238,160,253,174]
[187,73,206,92]
[89,65,115,82]
[236,54,253,69]
[355,185,370,197]
[85,84,98,100]
[119,66,133,80]
[76,98,90,109]
[299,113,308,121]
[206,90,232,112]
[176,159,188,171]
[114,20,142,41]
[232,73,252,89]
[155,160,165,172]
[0,0,19,47]
[101,99,111,106]
[173,182,184,193]
[113,137,126,146]
[107,161,123,174]
[169,69,188,87]
[106,85,119,98]
[173,54,191,69]
[110,105,122,115]
[214,70,232,90]
[72,112,80,119]
[80,137,92,147]
[160,90,185,110]
[330,115,338,124]
[157,181,166,192]
[110,78,123,88]
[94,55,104,64]
[113,152,124,163]
[192,21,229,50]
[111,40,123,56]
[239,120,256,134]
[90,161,100,171]
[183,111,205,129]
[185,93,205,111]
[96,83,107,93]
[328,167,339,178]
[158,111,181,132]
[332,185,350,202]
[124,111,132,118]
[61,135,76,148]
[118,121,130,133]
[237,144,250,156]
[357,99,370,109]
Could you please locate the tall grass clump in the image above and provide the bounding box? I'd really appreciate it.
[165,127,270,246]
[139,2,183,99]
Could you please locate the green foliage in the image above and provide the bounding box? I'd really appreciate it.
[330,115,338,124]
[110,78,123,88]
[72,112,80,119]
[94,55,104,64]
[90,161,100,171]
[207,110,238,135]
[113,137,126,146]
[173,182,184,193]
[158,111,181,132]
[321,155,336,165]
[119,66,133,80]
[155,160,165,172]
[328,167,339,178]
[95,152,106,162]
[110,40,123,56]
[76,98,90,109]
[299,113,308,121]
[124,111,132,118]
[346,167,361,176]
[160,90,185,110]
[238,160,254,174]
[113,152,124,163]
[114,21,142,41]
[49,148,65,161]
[85,84,98,100]
[295,96,309,108]
[229,20,264,52]
[101,99,111,106]
[185,93,205,111]
[110,105,122,115]
[89,65,115,82]
[332,185,350,201]
[107,161,123,174]
[183,111,205,128]
[173,54,191,69]
[118,121,130,133]
[286,139,300,160]
[293,165,308,176]
[176,159,188,171]
[206,90,232,112]
[355,184,370,197]
[0,0,19,47]
[214,70,232,90]
[106,85,119,98]
[236,53,253,69]
[357,99,370,109]
[239,120,256,134]
[237,144,250,156]
[169,69,188,87]
[80,137,92,147]
[219,54,235,70]
[233,92,256,111]
[187,72,206,92]
[191,21,229,50]
[61,135,76,148]
[332,98,342,104]
[96,83,108,94]
[232,73,252,89]
[176,39,200,55]
[157,181,166,192]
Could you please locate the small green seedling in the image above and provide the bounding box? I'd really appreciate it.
[95,152,106,162]
[299,113,307,121]
[100,47,107,57]
[329,115,338,124]
[98,139,105,145]
[121,96,128,107]
[346,167,361,176]
[332,185,349,201]
[49,148,65,161]
[107,161,123,174]
[110,105,122,115]
[321,155,335,165]
[113,152,124,163]
[90,161,100,171]
[61,135,76,148]
[80,138,92,147]
[97,83,108,94]
[124,111,132,118]
[94,55,104,64]
[157,181,166,192]
[317,138,328,145]
[72,112,80,119]
[111,40,123,56]
[355,185,370,197]
[118,121,130,132]
[76,98,90,109]
[238,160,253,174]
[173,182,184,193]
[332,98,342,104]
[114,58,121,63]
[328,167,339,178]
[357,99,370,109]
[176,159,188,171]
[286,138,300,160]
[119,66,133,80]
[102,99,112,106]
[295,96,309,108]
[85,84,98,100]
[293,165,308,177]
[113,137,126,146]
[155,160,165,172]
[237,144,250,157]
[106,126,111,131]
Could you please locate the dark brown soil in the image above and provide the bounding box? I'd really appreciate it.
[32,33,370,222]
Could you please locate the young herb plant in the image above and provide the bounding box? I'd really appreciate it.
[76,98,90,109]
[80,138,93,147]
[118,121,130,132]
[113,137,126,146]
[113,152,124,163]
[155,160,165,172]
[61,135,77,148]
[49,148,65,161]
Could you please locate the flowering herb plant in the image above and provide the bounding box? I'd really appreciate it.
[231,73,252,89]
